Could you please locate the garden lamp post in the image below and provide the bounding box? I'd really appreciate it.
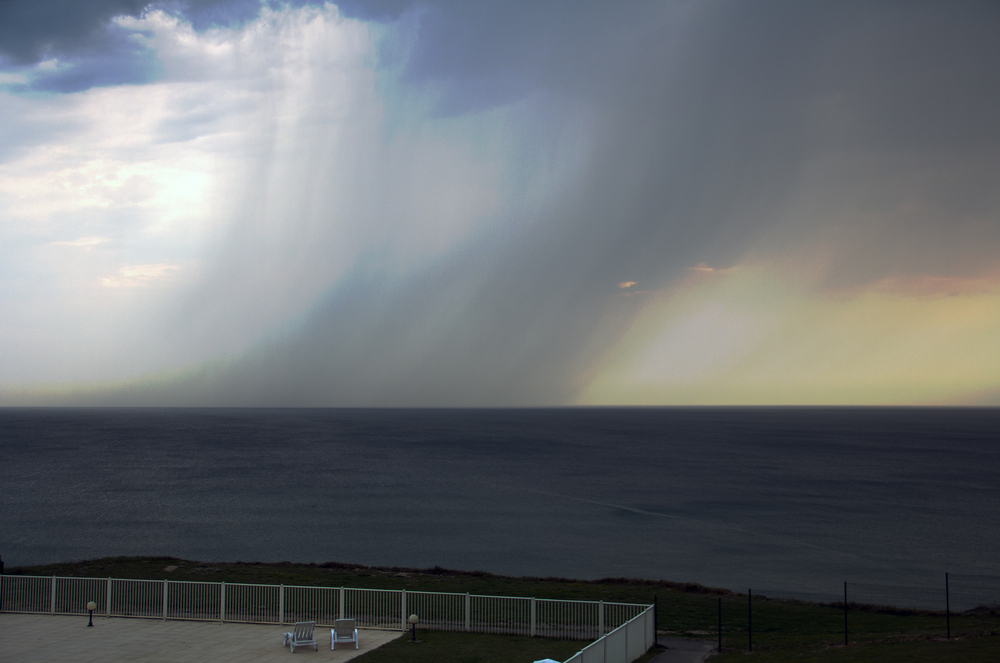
[87,601,97,627]
[408,613,419,642]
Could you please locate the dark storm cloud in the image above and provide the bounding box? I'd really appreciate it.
[344,0,1000,283]
[335,0,653,114]
[179,0,268,31]
[23,0,1000,405]
[0,0,149,64]
[0,0,343,68]
[578,0,1000,285]
[0,0,261,89]
[25,22,162,92]
[225,1,1000,405]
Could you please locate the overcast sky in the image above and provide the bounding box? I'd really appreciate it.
[1,0,999,406]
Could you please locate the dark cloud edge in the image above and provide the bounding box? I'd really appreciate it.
[0,0,367,92]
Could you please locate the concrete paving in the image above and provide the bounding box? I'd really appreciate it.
[0,613,402,663]
[648,637,717,663]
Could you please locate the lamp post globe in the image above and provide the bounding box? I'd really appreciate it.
[408,614,419,642]
[86,601,97,627]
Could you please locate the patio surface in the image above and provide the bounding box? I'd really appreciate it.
[0,613,402,662]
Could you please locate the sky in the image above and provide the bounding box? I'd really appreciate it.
[1,0,999,406]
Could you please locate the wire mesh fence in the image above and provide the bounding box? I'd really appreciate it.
[844,582,945,643]
[948,574,1000,637]
[692,574,1000,654]
[738,588,845,652]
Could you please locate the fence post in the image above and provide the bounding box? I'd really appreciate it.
[106,578,112,617]
[162,580,168,620]
[844,582,848,646]
[466,593,472,632]
[599,600,605,637]
[747,589,752,652]
[530,598,537,637]
[401,589,406,630]
[339,587,345,620]
[653,595,658,646]
[220,583,226,623]
[279,585,285,625]
[50,576,56,614]
[717,597,722,652]
[946,573,950,639]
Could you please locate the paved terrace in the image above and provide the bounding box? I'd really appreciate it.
[0,613,402,662]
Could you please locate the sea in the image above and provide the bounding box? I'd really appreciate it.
[1,407,998,598]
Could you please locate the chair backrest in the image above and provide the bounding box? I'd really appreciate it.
[294,621,316,639]
[334,619,356,636]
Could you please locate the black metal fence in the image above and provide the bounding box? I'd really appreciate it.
[701,574,1000,653]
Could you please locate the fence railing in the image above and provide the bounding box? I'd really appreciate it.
[0,575,648,643]
[696,574,1000,654]
[563,603,655,663]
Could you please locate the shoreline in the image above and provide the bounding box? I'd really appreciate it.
[5,555,733,597]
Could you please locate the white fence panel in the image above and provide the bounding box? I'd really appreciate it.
[604,602,645,631]
[626,614,646,661]
[536,598,599,640]
[284,585,338,625]
[471,594,532,635]
[0,575,52,613]
[0,572,653,661]
[225,582,280,624]
[406,590,466,631]
[165,580,221,621]
[559,605,654,663]
[345,587,403,630]
[110,579,163,619]
[605,625,628,663]
[55,577,108,615]
[645,607,655,650]
[577,637,606,663]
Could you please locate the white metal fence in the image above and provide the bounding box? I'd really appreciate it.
[563,604,656,663]
[0,575,649,643]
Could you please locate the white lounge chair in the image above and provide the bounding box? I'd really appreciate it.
[331,619,359,649]
[282,621,318,652]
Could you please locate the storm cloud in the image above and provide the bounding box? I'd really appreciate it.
[2,1,1000,405]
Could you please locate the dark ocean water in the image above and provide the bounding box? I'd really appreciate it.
[1,407,998,596]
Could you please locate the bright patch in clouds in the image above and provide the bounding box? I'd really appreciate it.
[581,263,1000,405]
[52,237,110,247]
[0,4,572,393]
[101,264,180,287]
